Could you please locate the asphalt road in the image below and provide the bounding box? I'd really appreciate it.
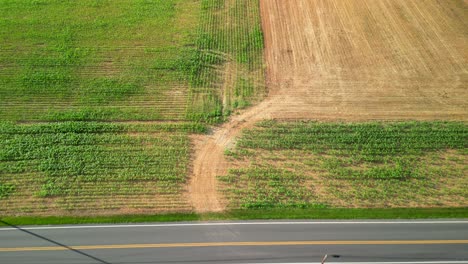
[0,220,467,264]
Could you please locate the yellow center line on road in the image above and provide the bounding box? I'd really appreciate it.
[1,240,467,252]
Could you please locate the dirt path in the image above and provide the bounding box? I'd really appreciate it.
[188,0,468,212]
[188,96,279,212]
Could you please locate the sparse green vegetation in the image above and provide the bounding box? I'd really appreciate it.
[0,183,15,199]
[186,0,265,122]
[0,122,206,215]
[221,121,467,209]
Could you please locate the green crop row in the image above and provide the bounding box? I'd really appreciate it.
[0,121,207,134]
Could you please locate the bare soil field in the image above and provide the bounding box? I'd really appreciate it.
[260,0,467,120]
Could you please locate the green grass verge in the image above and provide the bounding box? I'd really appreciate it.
[1,208,467,226]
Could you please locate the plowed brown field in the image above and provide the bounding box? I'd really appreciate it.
[261,0,467,120]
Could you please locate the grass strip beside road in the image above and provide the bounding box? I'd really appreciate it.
[1,208,467,226]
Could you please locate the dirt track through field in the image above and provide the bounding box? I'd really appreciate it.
[188,0,468,212]
[188,98,277,212]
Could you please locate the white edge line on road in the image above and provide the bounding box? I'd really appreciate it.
[0,221,467,231]
[241,262,468,264]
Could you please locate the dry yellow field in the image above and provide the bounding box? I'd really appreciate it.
[260,0,467,120]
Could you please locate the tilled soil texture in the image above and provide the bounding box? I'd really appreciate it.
[260,0,467,120]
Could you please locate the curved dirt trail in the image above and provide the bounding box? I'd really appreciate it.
[188,96,279,212]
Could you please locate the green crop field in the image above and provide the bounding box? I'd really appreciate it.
[0,122,206,215]
[221,121,468,209]
[0,0,264,122]
[0,0,265,216]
